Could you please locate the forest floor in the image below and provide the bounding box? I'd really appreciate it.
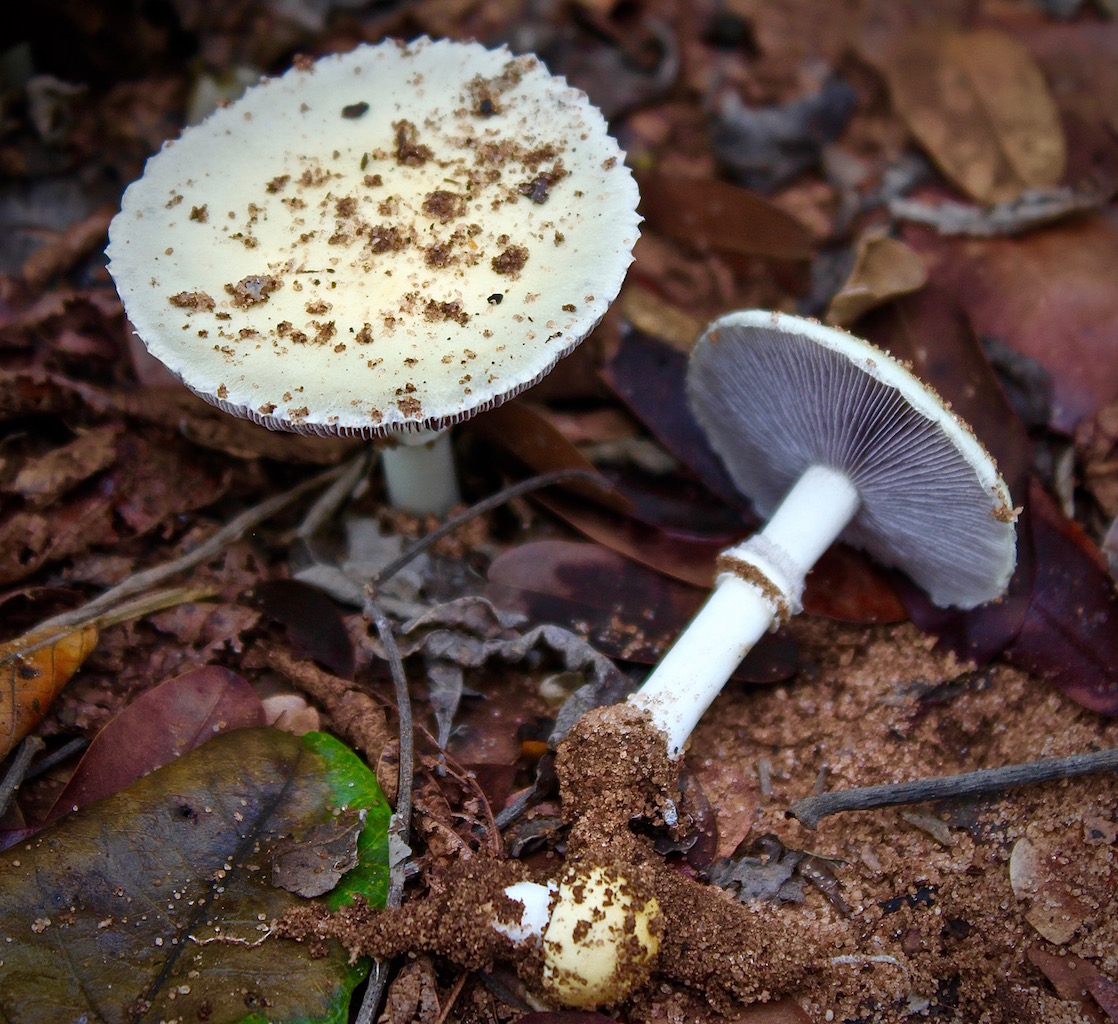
[1,1,1117,1022]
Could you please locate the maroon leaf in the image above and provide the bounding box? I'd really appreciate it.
[805,547,906,624]
[44,666,264,822]
[486,539,798,684]
[600,330,750,512]
[905,216,1118,433]
[1007,480,1118,715]
[467,400,631,514]
[533,488,724,590]
[249,579,355,680]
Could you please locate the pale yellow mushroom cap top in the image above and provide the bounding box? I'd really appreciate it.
[541,865,661,1008]
[107,37,640,440]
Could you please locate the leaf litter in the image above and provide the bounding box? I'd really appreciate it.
[2,1,1118,1022]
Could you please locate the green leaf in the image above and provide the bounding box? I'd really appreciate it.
[0,727,390,1024]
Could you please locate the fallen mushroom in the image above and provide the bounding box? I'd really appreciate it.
[629,309,1018,757]
[107,37,640,512]
[282,310,1020,1011]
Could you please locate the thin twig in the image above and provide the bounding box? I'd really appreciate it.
[22,736,87,783]
[0,736,45,818]
[370,468,605,589]
[787,747,1118,829]
[32,459,354,640]
[286,448,375,543]
[356,589,416,1024]
[1,586,215,668]
[435,972,470,1024]
[353,469,605,1019]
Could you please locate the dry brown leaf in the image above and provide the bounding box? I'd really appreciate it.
[825,232,927,326]
[21,207,116,292]
[1009,837,1093,945]
[0,624,99,760]
[619,284,705,352]
[883,29,1066,203]
[9,425,121,505]
[636,171,814,261]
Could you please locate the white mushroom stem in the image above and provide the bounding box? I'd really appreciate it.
[630,464,861,758]
[380,429,460,515]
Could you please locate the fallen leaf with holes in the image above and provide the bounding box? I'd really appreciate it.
[0,728,390,1024]
[882,29,1065,203]
[0,623,98,760]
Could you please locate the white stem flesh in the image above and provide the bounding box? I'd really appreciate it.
[491,880,557,944]
[630,465,860,758]
[380,429,461,514]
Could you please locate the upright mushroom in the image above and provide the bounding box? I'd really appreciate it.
[630,309,1018,757]
[107,37,640,512]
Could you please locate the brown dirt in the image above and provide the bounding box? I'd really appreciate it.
[285,614,1116,1023]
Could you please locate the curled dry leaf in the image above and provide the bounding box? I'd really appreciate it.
[882,29,1066,204]
[0,623,98,760]
[825,232,927,327]
[888,186,1113,238]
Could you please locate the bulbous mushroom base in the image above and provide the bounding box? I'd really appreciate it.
[541,865,662,1008]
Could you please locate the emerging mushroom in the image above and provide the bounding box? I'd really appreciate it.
[495,865,662,1008]
[106,37,640,512]
[630,309,1019,757]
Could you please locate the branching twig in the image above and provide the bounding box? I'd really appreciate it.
[32,459,354,641]
[357,589,416,1024]
[0,736,45,818]
[370,468,606,589]
[787,747,1118,829]
[286,449,375,543]
[347,468,609,1021]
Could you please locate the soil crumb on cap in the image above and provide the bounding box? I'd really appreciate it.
[225,274,282,308]
[491,245,530,277]
[393,119,433,166]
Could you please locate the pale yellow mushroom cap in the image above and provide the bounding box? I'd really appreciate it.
[106,37,640,440]
[541,865,661,1008]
